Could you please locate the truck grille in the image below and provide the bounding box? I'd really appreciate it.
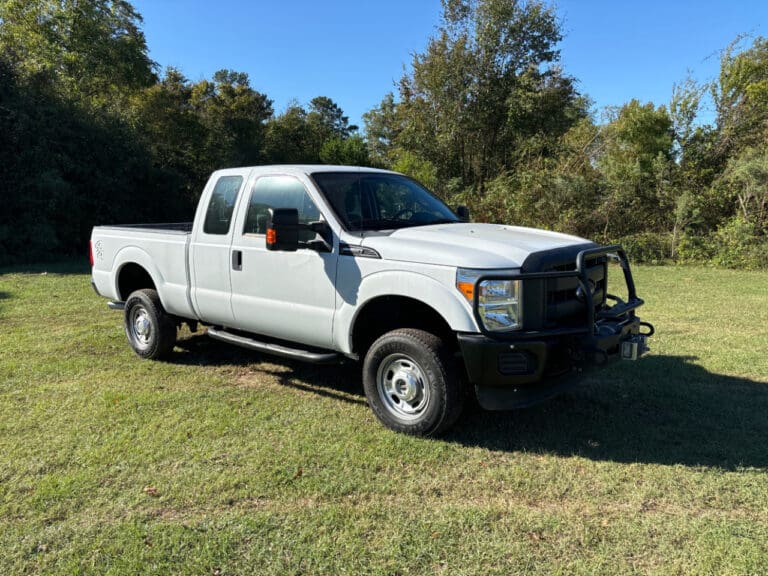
[519,244,609,331]
[543,256,606,327]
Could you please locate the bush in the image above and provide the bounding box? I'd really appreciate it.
[613,232,674,265]
[711,218,768,270]
[676,234,716,265]
[676,218,768,270]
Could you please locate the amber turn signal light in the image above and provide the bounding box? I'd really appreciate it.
[457,281,474,301]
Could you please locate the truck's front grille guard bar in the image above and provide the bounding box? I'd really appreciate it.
[471,245,642,339]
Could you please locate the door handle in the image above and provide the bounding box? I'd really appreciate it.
[232,250,242,271]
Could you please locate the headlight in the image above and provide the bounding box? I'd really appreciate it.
[456,269,522,331]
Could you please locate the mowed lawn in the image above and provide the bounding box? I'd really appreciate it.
[1,263,767,575]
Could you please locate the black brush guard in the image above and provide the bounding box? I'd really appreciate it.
[458,245,654,410]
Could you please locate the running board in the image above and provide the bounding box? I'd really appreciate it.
[207,327,340,364]
[107,301,125,311]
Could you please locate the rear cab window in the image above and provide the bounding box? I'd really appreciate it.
[203,175,244,235]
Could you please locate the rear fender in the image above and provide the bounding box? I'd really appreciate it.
[112,246,167,303]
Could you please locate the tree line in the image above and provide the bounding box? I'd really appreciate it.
[0,0,367,264]
[1,0,767,268]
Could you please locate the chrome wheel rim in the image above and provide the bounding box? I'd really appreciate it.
[376,353,430,421]
[129,305,152,348]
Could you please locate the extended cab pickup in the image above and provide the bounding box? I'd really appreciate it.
[91,165,654,435]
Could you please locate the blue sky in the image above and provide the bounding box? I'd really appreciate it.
[131,0,768,128]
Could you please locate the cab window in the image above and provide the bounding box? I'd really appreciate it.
[203,175,243,235]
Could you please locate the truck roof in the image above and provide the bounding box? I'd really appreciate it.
[212,165,396,177]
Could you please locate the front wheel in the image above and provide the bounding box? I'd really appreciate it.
[124,288,177,360]
[362,329,463,436]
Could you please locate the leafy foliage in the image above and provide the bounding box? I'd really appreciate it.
[1,0,767,268]
[392,0,584,192]
[0,55,185,265]
[0,0,156,108]
[361,3,768,269]
[0,1,366,264]
[265,98,367,165]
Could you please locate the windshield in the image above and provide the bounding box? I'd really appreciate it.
[311,172,460,231]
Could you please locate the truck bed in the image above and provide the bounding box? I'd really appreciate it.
[91,222,194,319]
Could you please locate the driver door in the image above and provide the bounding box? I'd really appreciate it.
[229,174,337,349]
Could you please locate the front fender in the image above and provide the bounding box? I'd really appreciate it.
[333,268,479,354]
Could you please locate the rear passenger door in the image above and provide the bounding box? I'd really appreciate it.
[190,171,247,326]
[229,174,338,349]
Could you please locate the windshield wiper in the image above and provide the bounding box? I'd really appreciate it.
[402,218,460,228]
[349,218,459,231]
[347,218,395,231]
[423,218,459,225]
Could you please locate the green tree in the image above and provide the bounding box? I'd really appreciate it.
[720,147,768,231]
[264,103,314,163]
[667,78,724,249]
[0,53,183,264]
[190,69,273,171]
[308,96,356,138]
[391,151,439,192]
[265,97,360,164]
[596,100,675,237]
[319,135,371,166]
[362,92,401,166]
[306,96,358,160]
[129,67,209,201]
[465,117,603,235]
[714,36,768,154]
[672,35,768,263]
[394,0,583,193]
[0,0,156,107]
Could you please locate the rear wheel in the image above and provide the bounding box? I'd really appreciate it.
[362,328,463,436]
[124,288,176,360]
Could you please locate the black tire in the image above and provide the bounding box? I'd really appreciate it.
[362,328,463,436]
[124,288,177,360]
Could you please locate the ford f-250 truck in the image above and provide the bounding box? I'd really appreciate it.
[90,165,654,436]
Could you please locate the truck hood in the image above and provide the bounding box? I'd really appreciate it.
[359,223,590,268]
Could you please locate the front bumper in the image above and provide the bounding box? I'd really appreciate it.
[459,316,650,410]
[459,244,653,410]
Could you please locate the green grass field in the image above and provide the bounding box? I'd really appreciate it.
[1,263,767,575]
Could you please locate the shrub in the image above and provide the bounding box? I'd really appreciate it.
[613,232,674,265]
[711,217,768,270]
[676,234,716,265]
[676,218,768,270]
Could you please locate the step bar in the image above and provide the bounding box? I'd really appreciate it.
[207,327,341,364]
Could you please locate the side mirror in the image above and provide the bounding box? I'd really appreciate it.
[266,208,299,251]
[456,205,470,222]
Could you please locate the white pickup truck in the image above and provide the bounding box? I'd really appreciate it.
[90,165,653,435]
